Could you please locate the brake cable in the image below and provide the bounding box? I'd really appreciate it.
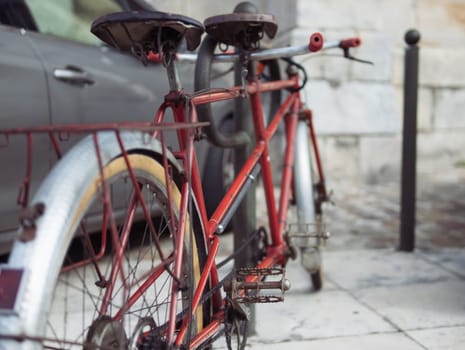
[281,57,308,92]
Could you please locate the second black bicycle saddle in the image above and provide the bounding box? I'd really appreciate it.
[204,12,278,50]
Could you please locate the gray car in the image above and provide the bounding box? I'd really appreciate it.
[0,0,233,256]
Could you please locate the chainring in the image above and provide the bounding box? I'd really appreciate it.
[224,300,249,350]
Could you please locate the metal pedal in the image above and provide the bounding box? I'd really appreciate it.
[223,267,290,304]
[286,217,330,248]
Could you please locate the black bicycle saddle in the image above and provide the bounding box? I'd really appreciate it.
[204,12,278,50]
[91,11,204,53]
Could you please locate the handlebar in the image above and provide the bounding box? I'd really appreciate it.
[191,34,362,148]
[160,35,361,64]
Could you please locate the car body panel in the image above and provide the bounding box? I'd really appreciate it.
[35,37,160,125]
[0,0,169,254]
[0,25,50,240]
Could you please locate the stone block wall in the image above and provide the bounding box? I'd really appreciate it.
[295,0,465,186]
[145,0,296,35]
[146,0,465,186]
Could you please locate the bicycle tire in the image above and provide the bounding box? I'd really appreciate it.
[294,121,323,291]
[0,131,209,349]
[202,117,235,228]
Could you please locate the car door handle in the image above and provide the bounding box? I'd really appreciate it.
[53,66,95,86]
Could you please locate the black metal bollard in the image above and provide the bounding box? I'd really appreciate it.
[399,29,420,252]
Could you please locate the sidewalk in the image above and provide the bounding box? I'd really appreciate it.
[216,176,465,349]
[248,248,465,350]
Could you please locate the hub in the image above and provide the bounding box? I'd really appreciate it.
[84,316,127,350]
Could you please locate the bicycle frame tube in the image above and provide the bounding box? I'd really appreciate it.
[278,94,302,234]
[306,109,328,202]
[245,74,302,267]
[189,78,298,238]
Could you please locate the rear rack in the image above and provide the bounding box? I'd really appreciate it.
[0,121,209,137]
[0,121,208,209]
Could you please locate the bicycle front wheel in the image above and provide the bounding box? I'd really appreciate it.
[2,132,208,349]
[294,121,323,291]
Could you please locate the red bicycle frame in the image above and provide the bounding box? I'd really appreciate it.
[150,67,327,348]
[0,13,362,347]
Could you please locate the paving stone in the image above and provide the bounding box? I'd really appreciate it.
[324,249,457,290]
[418,248,465,279]
[247,333,425,350]
[356,280,465,330]
[285,259,338,293]
[408,326,465,350]
[322,178,465,251]
[253,290,395,342]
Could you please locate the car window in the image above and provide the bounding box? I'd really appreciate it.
[0,0,37,30]
[25,0,121,45]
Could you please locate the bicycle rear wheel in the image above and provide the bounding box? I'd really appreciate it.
[294,121,323,291]
[1,132,208,349]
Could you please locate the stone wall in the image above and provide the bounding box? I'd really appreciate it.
[145,0,465,186]
[294,0,465,186]
[144,0,296,35]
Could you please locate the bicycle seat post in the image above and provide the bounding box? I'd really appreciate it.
[163,50,182,92]
[237,51,253,94]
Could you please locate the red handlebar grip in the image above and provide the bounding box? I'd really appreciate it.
[339,37,361,49]
[308,32,324,52]
[147,52,162,63]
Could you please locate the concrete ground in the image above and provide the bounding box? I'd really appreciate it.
[246,248,465,350]
[215,172,465,349]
